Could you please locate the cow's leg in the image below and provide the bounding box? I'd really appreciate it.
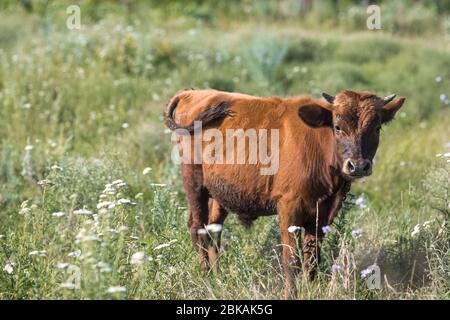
[206,199,228,272]
[278,205,302,299]
[182,164,210,270]
[303,228,323,281]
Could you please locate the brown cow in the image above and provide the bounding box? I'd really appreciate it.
[163,88,405,298]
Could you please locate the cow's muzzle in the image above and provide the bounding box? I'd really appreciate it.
[342,158,372,178]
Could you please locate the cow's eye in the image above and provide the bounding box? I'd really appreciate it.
[334,125,342,134]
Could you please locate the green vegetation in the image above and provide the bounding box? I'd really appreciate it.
[0,0,448,299]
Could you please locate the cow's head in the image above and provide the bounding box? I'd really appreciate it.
[298,91,406,180]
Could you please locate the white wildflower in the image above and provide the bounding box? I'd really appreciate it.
[106,286,126,294]
[3,262,15,274]
[351,228,362,238]
[97,261,112,273]
[117,198,132,205]
[288,226,301,233]
[411,224,421,237]
[130,251,150,265]
[29,250,47,256]
[24,144,34,151]
[97,201,113,209]
[154,240,177,250]
[52,211,66,217]
[122,122,129,129]
[142,167,152,175]
[68,250,81,258]
[73,208,93,215]
[60,282,77,290]
[205,224,223,233]
[150,183,166,187]
[56,262,70,269]
[37,179,53,187]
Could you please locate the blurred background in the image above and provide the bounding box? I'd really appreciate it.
[0,0,448,299]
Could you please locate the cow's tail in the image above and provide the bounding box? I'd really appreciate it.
[164,93,233,133]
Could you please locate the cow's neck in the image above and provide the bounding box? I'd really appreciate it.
[305,128,348,203]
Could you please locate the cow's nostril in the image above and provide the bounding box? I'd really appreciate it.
[363,161,371,172]
[347,160,356,173]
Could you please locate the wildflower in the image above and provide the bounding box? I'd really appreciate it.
[355,197,367,208]
[60,282,77,290]
[129,235,139,240]
[142,167,152,175]
[435,76,443,83]
[322,225,332,234]
[130,251,150,265]
[118,226,129,232]
[154,239,177,250]
[106,286,126,294]
[37,179,53,187]
[73,208,93,215]
[52,211,66,217]
[97,261,112,273]
[51,165,63,171]
[56,262,70,269]
[98,208,108,215]
[112,180,123,185]
[24,144,34,151]
[331,264,342,272]
[22,103,32,109]
[206,224,223,233]
[411,224,421,237]
[68,250,81,257]
[288,226,301,233]
[440,94,447,103]
[351,228,362,238]
[117,198,132,205]
[19,201,31,215]
[97,201,113,209]
[122,122,129,129]
[99,194,108,199]
[3,262,14,274]
[135,192,143,199]
[422,220,433,230]
[360,268,373,279]
[29,250,47,256]
[150,183,166,187]
[444,152,450,158]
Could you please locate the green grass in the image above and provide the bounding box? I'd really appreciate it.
[0,2,449,299]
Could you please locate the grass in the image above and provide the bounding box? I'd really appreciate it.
[0,2,449,299]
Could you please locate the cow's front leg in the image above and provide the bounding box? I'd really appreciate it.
[278,207,302,299]
[302,230,323,281]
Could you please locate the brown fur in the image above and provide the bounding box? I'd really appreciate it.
[164,88,405,298]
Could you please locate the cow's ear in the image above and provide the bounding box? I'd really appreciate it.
[298,104,333,128]
[380,97,406,124]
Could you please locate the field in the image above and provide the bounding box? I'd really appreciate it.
[0,1,449,299]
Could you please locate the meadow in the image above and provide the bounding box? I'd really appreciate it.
[0,1,449,299]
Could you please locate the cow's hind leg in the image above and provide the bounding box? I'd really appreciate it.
[206,199,228,272]
[182,164,210,270]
